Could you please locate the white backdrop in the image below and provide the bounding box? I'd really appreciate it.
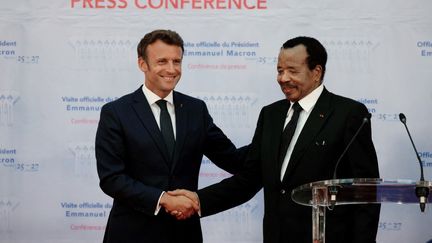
[1,1,432,242]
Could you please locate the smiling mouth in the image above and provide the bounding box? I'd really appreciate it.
[281,84,296,92]
[163,76,177,81]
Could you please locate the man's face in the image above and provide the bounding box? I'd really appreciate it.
[276,44,322,102]
[139,40,182,98]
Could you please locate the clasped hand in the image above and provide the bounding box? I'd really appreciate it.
[160,189,200,220]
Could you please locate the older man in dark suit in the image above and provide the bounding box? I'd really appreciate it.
[95,29,246,243]
[171,36,380,243]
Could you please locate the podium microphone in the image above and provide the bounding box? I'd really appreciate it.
[399,113,429,212]
[329,113,372,208]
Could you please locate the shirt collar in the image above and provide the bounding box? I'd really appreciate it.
[142,84,174,106]
[292,83,324,113]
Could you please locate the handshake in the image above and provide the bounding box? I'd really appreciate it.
[160,189,200,220]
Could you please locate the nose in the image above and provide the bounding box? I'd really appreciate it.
[166,62,176,73]
[166,61,179,73]
[278,71,291,83]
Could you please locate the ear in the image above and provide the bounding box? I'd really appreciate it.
[138,57,148,72]
[313,65,323,82]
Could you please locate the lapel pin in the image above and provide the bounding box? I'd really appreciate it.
[319,114,324,118]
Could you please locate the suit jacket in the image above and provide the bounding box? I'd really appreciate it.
[198,88,380,243]
[95,86,245,243]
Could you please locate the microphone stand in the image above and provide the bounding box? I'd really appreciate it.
[329,114,371,209]
[399,113,429,212]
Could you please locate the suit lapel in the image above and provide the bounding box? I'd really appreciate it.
[269,100,290,186]
[131,87,171,165]
[171,92,187,172]
[282,89,334,182]
[274,101,290,169]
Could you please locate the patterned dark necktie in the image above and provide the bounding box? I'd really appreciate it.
[156,99,175,161]
[279,102,303,163]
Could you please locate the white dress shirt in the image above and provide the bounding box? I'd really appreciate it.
[141,85,176,215]
[280,84,324,180]
[142,85,176,139]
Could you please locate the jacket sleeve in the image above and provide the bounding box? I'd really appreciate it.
[198,108,265,216]
[201,102,249,174]
[95,103,163,216]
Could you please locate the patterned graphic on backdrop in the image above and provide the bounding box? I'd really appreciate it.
[0,199,19,234]
[68,38,135,72]
[202,198,261,241]
[323,38,380,74]
[194,92,258,129]
[0,91,19,127]
[68,142,97,179]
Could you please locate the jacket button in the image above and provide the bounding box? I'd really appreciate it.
[280,189,286,194]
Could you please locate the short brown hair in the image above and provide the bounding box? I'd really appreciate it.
[137,29,184,61]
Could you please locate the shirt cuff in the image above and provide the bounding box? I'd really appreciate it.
[195,192,202,217]
[154,191,165,215]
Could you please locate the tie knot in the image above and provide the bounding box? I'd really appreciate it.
[156,99,168,111]
[292,102,302,112]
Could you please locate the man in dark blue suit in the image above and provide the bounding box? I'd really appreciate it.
[172,36,381,243]
[95,29,246,243]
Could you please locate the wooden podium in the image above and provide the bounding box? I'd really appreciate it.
[291,178,432,243]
